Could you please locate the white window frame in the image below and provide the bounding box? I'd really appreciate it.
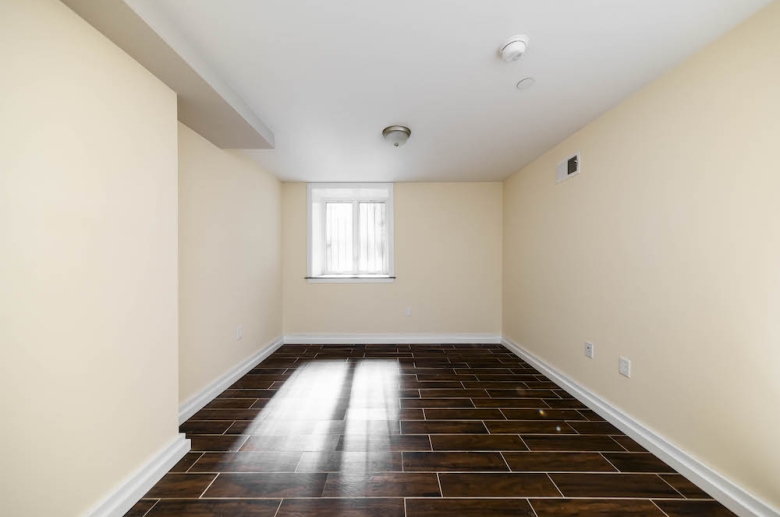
[307,183,395,283]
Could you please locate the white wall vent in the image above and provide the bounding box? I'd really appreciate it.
[556,152,581,183]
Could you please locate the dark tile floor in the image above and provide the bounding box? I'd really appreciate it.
[126,344,736,516]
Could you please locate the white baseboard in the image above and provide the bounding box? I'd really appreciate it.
[83,433,189,517]
[283,333,502,345]
[178,336,284,424]
[501,337,779,517]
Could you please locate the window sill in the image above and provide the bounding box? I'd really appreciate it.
[305,275,395,284]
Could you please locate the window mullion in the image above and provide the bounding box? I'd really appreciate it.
[352,200,359,275]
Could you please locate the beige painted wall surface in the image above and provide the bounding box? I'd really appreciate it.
[0,1,179,516]
[503,2,780,508]
[283,182,502,335]
[179,124,282,404]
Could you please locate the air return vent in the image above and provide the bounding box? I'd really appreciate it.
[556,152,581,183]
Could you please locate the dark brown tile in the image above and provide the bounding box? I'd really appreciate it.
[401,420,487,434]
[403,451,508,471]
[336,434,432,451]
[343,408,424,420]
[523,435,625,452]
[654,500,736,516]
[417,373,476,381]
[203,398,258,409]
[430,434,528,451]
[424,408,504,420]
[406,498,535,517]
[503,452,616,472]
[419,389,488,398]
[660,474,712,498]
[145,499,281,517]
[462,381,530,389]
[485,390,558,398]
[276,498,404,517]
[321,472,441,497]
[611,435,648,452]
[471,398,549,408]
[203,472,328,497]
[218,389,278,399]
[228,376,276,389]
[486,420,576,434]
[191,409,264,420]
[578,409,606,421]
[179,420,234,435]
[169,452,203,473]
[124,499,157,517]
[530,499,665,516]
[401,381,464,389]
[550,473,683,498]
[240,434,341,452]
[544,398,588,409]
[190,435,249,452]
[438,472,559,497]
[567,420,623,435]
[474,374,539,381]
[603,453,676,473]
[401,398,475,409]
[502,408,583,420]
[296,451,401,472]
[188,452,302,472]
[144,474,216,498]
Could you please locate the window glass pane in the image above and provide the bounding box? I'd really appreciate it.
[325,202,353,273]
[358,202,387,273]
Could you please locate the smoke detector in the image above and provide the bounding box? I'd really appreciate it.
[499,35,529,62]
[382,125,411,147]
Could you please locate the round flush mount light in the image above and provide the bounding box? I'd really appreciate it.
[382,125,411,147]
[516,77,536,90]
[499,35,529,62]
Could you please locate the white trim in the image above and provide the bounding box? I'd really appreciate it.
[83,433,189,517]
[283,333,501,345]
[306,276,395,284]
[501,337,780,517]
[178,336,284,424]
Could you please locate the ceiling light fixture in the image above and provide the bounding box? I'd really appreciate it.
[382,125,411,147]
[499,35,529,62]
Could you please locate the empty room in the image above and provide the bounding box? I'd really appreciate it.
[2,0,779,516]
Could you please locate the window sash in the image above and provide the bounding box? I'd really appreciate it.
[320,199,388,276]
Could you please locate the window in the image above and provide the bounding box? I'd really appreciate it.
[308,183,394,282]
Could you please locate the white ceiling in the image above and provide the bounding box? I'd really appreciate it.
[129,0,768,182]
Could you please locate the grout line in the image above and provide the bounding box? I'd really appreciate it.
[271,498,283,517]
[184,452,206,473]
[657,474,687,499]
[435,472,444,497]
[546,472,565,498]
[498,451,512,472]
[527,498,541,517]
[598,452,621,473]
[138,499,159,517]
[199,473,219,499]
[651,499,672,517]
[403,497,408,517]
[609,435,630,452]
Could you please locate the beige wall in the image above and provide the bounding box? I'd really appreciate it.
[282,182,502,336]
[178,124,283,404]
[503,2,780,508]
[0,1,180,516]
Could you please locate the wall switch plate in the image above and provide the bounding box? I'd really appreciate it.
[406,307,412,317]
[237,326,243,340]
[585,342,594,359]
[619,356,631,377]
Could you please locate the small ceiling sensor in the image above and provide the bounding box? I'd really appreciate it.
[382,125,411,147]
[516,77,535,90]
[499,35,529,62]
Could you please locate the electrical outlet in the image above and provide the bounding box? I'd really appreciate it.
[585,342,594,359]
[406,307,412,317]
[236,325,243,340]
[619,356,631,377]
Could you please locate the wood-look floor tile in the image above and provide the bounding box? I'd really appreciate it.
[336,434,432,451]
[503,452,616,472]
[123,499,157,517]
[188,452,302,472]
[217,389,277,399]
[402,451,508,471]
[179,420,234,435]
[602,453,676,473]
[401,381,464,389]
[344,408,424,420]
[660,474,712,498]
[406,498,535,517]
[190,435,249,452]
[203,398,258,409]
[654,500,737,516]
[401,420,487,434]
[276,498,405,517]
[401,398,475,408]
[296,451,402,472]
[611,435,648,452]
[530,499,665,516]
[416,373,476,381]
[144,474,216,498]
[471,398,549,408]
[419,389,488,398]
[424,408,504,420]
[474,374,539,381]
[462,381,530,389]
[430,434,528,451]
[438,472,559,497]
[501,409,583,420]
[485,420,576,434]
[455,368,512,375]
[321,472,441,497]
[567,420,622,435]
[144,499,281,517]
[191,409,264,421]
[228,376,276,389]
[203,473,328,498]
[544,398,588,409]
[523,435,625,451]
[169,452,203,473]
[578,409,606,421]
[550,473,683,498]
[240,434,341,452]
